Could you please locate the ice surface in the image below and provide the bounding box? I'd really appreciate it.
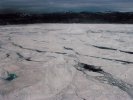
[0,24,133,100]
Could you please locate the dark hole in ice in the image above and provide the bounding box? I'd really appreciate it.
[79,63,103,72]
[64,47,73,50]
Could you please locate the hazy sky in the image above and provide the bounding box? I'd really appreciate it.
[0,0,133,13]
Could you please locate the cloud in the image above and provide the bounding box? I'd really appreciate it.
[0,0,133,13]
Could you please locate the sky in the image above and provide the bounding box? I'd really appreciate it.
[0,0,133,13]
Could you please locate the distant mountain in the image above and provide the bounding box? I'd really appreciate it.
[0,12,133,25]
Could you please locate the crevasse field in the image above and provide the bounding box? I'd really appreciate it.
[0,24,133,100]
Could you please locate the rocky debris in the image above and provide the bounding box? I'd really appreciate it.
[0,24,133,100]
[89,55,133,65]
[91,45,133,54]
[12,42,47,53]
